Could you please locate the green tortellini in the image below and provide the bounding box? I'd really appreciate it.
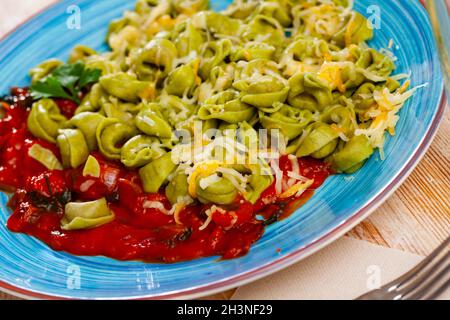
[165,61,199,97]
[242,161,274,204]
[320,102,357,136]
[68,45,97,64]
[257,1,292,27]
[196,11,242,36]
[196,175,238,205]
[57,129,90,169]
[131,39,178,81]
[96,118,138,160]
[198,90,255,124]
[139,152,177,193]
[260,103,314,140]
[66,112,106,150]
[121,135,166,168]
[158,95,196,127]
[281,36,332,76]
[172,0,208,14]
[288,73,332,112]
[355,48,395,79]
[61,198,115,230]
[332,12,374,47]
[242,15,285,46]
[99,72,153,102]
[29,59,63,83]
[85,55,120,76]
[233,59,290,109]
[27,99,67,143]
[296,123,339,159]
[101,98,142,123]
[199,39,233,80]
[165,170,189,205]
[231,43,276,62]
[223,0,259,20]
[136,103,173,139]
[171,22,205,56]
[77,83,109,114]
[327,135,374,173]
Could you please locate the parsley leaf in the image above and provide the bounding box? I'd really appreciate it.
[30,62,101,104]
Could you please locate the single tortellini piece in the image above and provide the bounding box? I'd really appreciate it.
[135,0,163,15]
[222,0,259,20]
[107,16,141,51]
[96,118,138,160]
[259,103,314,140]
[165,170,190,205]
[101,98,142,123]
[66,112,106,150]
[291,4,346,44]
[230,42,276,62]
[120,135,166,168]
[288,73,333,112]
[238,161,274,204]
[198,39,233,80]
[320,102,357,136]
[296,123,340,159]
[27,99,67,143]
[242,15,285,46]
[257,1,292,27]
[280,36,331,77]
[130,38,178,81]
[353,80,400,120]
[57,129,90,169]
[355,48,395,79]
[99,72,154,102]
[233,59,290,110]
[172,0,209,15]
[76,83,109,114]
[195,174,238,205]
[158,94,196,127]
[195,11,242,37]
[139,152,177,193]
[171,21,205,56]
[61,198,115,230]
[165,60,199,97]
[327,135,374,173]
[85,55,120,76]
[68,45,97,64]
[198,90,256,124]
[29,59,63,83]
[198,63,236,103]
[332,12,374,47]
[135,103,173,139]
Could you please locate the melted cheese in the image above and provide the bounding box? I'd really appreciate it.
[279,179,314,199]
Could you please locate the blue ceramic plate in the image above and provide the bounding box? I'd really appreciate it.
[0,0,445,299]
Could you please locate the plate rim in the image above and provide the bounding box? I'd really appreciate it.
[0,0,446,300]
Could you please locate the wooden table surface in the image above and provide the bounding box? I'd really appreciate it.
[0,0,449,300]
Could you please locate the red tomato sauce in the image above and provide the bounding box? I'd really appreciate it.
[0,88,333,263]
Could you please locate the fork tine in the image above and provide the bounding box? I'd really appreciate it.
[385,237,449,292]
[404,264,450,300]
[423,278,450,300]
[398,250,450,293]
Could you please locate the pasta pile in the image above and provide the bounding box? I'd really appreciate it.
[26,0,417,223]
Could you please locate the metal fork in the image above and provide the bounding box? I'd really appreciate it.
[356,236,450,300]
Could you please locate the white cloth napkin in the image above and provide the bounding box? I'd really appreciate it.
[232,237,450,300]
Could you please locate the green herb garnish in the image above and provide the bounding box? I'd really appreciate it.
[30,62,101,104]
